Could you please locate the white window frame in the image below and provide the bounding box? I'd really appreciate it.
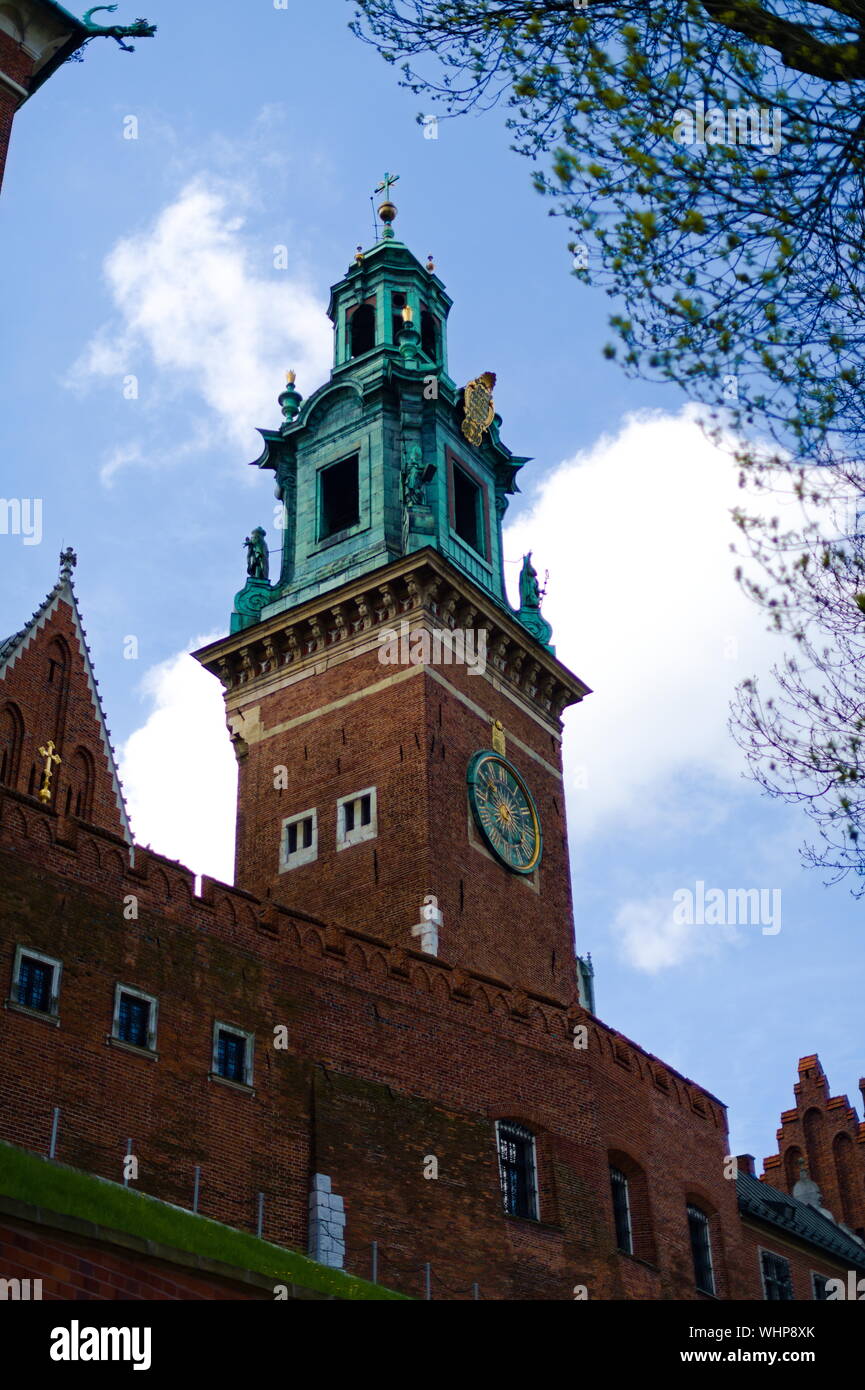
[279,807,318,872]
[112,983,158,1052]
[11,945,62,1017]
[336,785,378,851]
[212,1021,255,1087]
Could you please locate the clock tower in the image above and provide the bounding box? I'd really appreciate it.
[195,187,591,1000]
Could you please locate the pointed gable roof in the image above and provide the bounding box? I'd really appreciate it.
[0,556,132,844]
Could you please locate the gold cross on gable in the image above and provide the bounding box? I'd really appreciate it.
[37,739,62,805]
[375,171,400,198]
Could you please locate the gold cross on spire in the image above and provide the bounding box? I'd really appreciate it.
[37,740,62,805]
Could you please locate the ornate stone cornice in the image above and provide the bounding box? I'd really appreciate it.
[194,549,590,727]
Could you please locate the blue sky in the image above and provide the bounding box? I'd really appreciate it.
[1,0,862,1169]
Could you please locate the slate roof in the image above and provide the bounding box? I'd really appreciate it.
[738,1170,865,1270]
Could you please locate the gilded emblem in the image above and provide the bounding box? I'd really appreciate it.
[461,371,497,446]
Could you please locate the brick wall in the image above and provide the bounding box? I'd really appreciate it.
[0,1214,268,1300]
[0,792,752,1300]
[229,623,580,998]
[739,1219,861,1301]
[762,1056,865,1237]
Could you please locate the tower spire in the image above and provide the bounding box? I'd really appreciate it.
[374,171,400,240]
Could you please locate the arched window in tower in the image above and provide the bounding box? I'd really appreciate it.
[64,746,94,821]
[391,291,406,344]
[0,702,24,789]
[608,1151,656,1264]
[420,309,439,362]
[45,635,70,741]
[349,301,376,357]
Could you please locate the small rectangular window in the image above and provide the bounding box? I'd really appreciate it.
[610,1166,633,1255]
[496,1122,538,1221]
[761,1251,794,1301]
[337,787,377,850]
[453,463,483,554]
[212,1022,254,1087]
[280,809,318,871]
[112,985,157,1052]
[687,1205,715,1295]
[320,455,360,540]
[11,948,61,1016]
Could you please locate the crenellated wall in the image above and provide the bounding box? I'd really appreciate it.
[0,784,750,1299]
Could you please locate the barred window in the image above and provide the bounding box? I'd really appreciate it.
[496,1122,538,1221]
[610,1166,633,1255]
[687,1204,715,1295]
[761,1251,794,1301]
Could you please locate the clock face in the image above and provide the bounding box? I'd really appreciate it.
[467,751,542,874]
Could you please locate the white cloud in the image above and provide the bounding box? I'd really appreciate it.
[610,895,739,973]
[119,643,237,884]
[69,177,333,466]
[503,407,780,842]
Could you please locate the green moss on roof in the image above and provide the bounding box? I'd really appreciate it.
[0,1142,406,1301]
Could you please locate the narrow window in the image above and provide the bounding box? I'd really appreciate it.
[212,1022,254,1086]
[496,1122,538,1221]
[349,302,375,357]
[610,1166,633,1255]
[12,949,60,1015]
[320,455,360,540]
[687,1204,715,1295]
[453,463,483,555]
[0,704,24,789]
[391,291,406,344]
[761,1251,794,1301]
[420,309,438,361]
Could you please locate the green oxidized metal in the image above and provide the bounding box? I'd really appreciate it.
[233,201,552,649]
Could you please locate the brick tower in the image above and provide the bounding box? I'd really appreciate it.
[195,189,591,998]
